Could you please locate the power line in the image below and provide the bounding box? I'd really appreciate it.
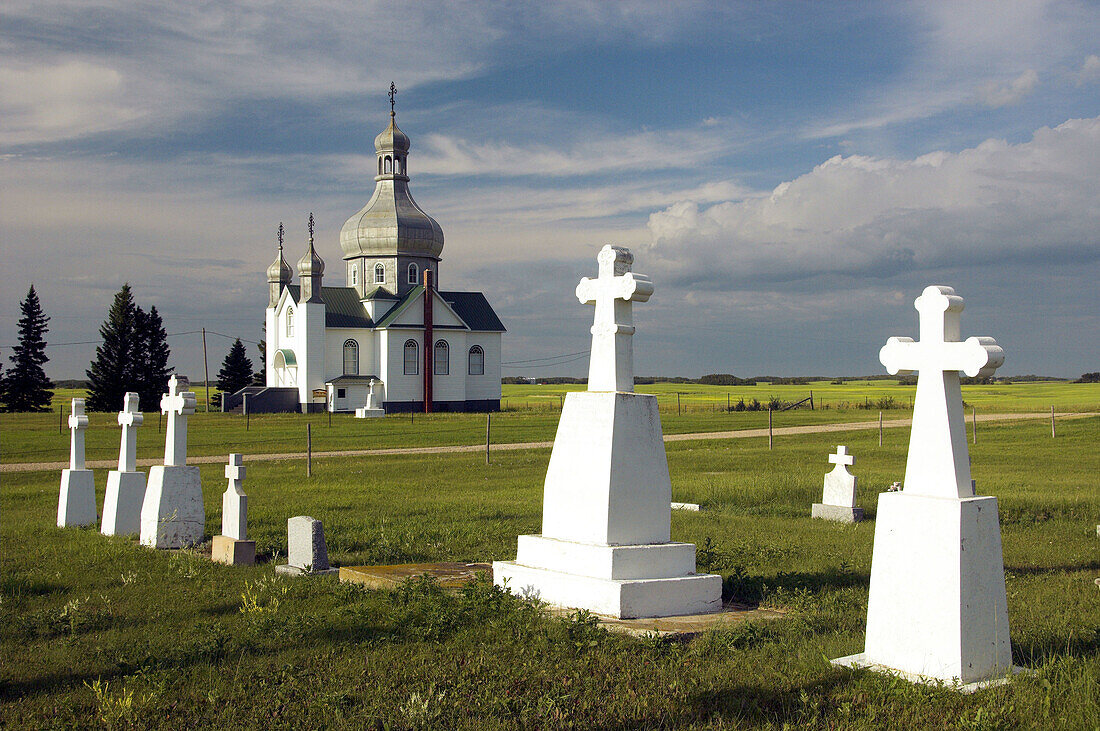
[501,349,589,365]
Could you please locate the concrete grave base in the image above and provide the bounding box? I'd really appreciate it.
[275,564,339,577]
[140,465,204,549]
[101,470,147,536]
[354,407,385,418]
[494,559,721,619]
[831,653,1031,694]
[58,469,97,527]
[212,535,256,565]
[840,490,1015,687]
[671,502,702,512]
[811,503,864,523]
[341,562,491,589]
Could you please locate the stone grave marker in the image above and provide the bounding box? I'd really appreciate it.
[832,285,1024,691]
[58,398,97,527]
[355,377,385,418]
[212,453,255,565]
[494,245,721,618]
[140,375,204,549]
[101,392,147,536]
[276,516,338,576]
[811,446,863,523]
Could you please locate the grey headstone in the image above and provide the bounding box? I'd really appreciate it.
[287,515,329,570]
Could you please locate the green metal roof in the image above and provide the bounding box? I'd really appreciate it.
[286,285,375,328]
[287,284,504,333]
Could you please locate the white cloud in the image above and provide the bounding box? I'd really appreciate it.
[0,61,145,144]
[1078,54,1100,84]
[977,69,1038,108]
[646,116,1100,288]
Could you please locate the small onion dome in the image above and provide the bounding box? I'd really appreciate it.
[267,247,292,283]
[297,240,325,277]
[375,113,411,154]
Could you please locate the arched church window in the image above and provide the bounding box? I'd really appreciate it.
[434,340,449,375]
[377,157,383,176]
[343,339,359,375]
[374,263,385,284]
[395,157,403,175]
[403,339,418,375]
[286,308,294,337]
[384,156,392,174]
[468,345,484,376]
[408,262,419,285]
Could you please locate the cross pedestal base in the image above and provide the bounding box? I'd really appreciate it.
[140,465,204,549]
[835,491,1017,687]
[493,556,721,619]
[212,535,256,565]
[355,407,385,418]
[58,469,97,527]
[101,470,147,536]
[811,503,863,523]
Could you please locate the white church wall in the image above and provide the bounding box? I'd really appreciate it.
[382,328,424,404]
[465,332,502,401]
[265,305,278,388]
[297,301,327,409]
[431,330,467,403]
[323,328,376,381]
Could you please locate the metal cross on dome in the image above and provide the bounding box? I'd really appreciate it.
[576,245,654,392]
[277,222,284,250]
[308,212,315,242]
[389,82,397,114]
[879,285,1004,498]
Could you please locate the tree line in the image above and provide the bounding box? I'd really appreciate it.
[1,285,260,413]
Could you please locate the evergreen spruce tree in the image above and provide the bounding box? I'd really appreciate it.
[134,304,172,409]
[253,324,266,385]
[86,284,139,411]
[217,338,254,396]
[0,285,53,412]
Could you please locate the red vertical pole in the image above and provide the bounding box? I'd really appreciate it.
[423,269,434,413]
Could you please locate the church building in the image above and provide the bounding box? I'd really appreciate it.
[259,101,504,413]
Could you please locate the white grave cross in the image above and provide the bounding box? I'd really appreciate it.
[879,286,1004,498]
[160,375,198,467]
[222,453,247,540]
[829,445,854,469]
[576,245,654,392]
[68,398,89,470]
[117,392,143,472]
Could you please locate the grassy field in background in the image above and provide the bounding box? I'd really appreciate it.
[6,380,1096,466]
[1,412,1097,728]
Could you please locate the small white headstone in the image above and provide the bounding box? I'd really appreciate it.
[276,516,338,575]
[833,285,1023,691]
[101,392,147,536]
[812,446,862,523]
[58,398,96,527]
[221,453,247,540]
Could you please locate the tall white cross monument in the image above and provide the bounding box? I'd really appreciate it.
[833,285,1024,691]
[140,376,205,548]
[495,245,721,619]
[101,392,148,536]
[58,398,97,527]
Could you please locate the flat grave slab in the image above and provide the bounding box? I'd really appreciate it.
[579,602,785,638]
[340,562,492,590]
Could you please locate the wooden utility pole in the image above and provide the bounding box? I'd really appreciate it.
[201,327,211,412]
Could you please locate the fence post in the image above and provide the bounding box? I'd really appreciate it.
[307,423,312,477]
[768,408,773,450]
[485,413,491,464]
[59,404,64,434]
[879,411,883,447]
[677,392,681,416]
[810,389,814,410]
[972,406,977,445]
[727,393,730,412]
[1051,405,1056,438]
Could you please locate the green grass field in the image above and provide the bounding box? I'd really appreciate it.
[1,391,1098,728]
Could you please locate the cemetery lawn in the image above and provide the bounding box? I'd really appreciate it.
[2,415,1098,728]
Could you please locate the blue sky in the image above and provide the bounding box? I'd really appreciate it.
[1,1,1098,380]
